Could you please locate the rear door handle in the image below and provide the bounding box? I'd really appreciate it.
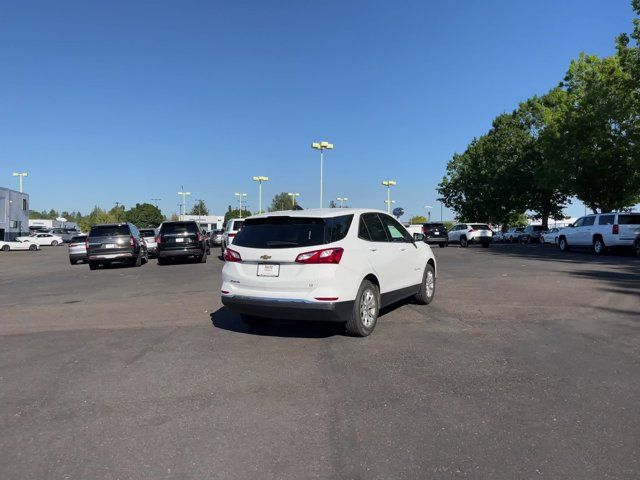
[369,247,377,252]
[399,247,407,251]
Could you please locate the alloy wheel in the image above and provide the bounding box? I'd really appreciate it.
[359,289,376,328]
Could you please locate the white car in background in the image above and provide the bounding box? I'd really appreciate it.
[447,223,493,247]
[221,208,437,337]
[0,240,40,252]
[139,228,158,258]
[558,212,640,254]
[221,218,245,256]
[541,228,560,245]
[16,232,64,246]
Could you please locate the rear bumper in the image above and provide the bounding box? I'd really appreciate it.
[221,295,354,322]
[69,253,87,261]
[425,236,447,243]
[88,251,134,261]
[470,236,492,243]
[158,247,204,258]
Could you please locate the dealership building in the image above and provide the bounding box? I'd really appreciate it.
[0,186,29,241]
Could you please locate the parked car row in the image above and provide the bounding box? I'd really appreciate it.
[556,212,640,255]
[0,239,40,252]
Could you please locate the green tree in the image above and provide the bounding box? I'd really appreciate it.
[125,203,164,228]
[189,199,209,216]
[79,206,116,232]
[561,52,640,212]
[410,215,427,224]
[109,205,126,222]
[516,88,571,227]
[224,208,252,224]
[269,192,294,211]
[170,213,180,221]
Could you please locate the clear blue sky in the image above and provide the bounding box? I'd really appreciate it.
[0,0,634,220]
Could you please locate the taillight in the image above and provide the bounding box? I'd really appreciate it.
[197,232,203,242]
[468,227,475,232]
[422,226,426,234]
[295,247,344,264]
[612,224,619,235]
[130,235,136,248]
[228,233,236,238]
[224,248,242,262]
[155,234,162,244]
[85,238,89,250]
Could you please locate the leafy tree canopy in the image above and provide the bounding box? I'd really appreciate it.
[189,199,209,216]
[410,215,427,224]
[224,208,252,224]
[125,203,164,228]
[269,192,296,211]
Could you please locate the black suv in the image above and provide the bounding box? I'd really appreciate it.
[156,221,208,265]
[87,223,148,270]
[421,222,449,247]
[521,225,547,244]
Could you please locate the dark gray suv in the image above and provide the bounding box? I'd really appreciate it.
[156,221,208,265]
[87,223,148,270]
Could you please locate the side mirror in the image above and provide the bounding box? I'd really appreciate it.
[414,233,425,242]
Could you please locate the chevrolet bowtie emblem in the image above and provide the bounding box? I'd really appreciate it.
[260,255,272,260]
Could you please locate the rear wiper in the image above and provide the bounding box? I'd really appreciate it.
[266,240,299,246]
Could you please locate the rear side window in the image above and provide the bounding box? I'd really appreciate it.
[161,222,198,235]
[232,221,244,231]
[232,215,353,249]
[89,225,130,237]
[598,215,615,225]
[583,217,596,226]
[361,213,389,242]
[618,214,640,225]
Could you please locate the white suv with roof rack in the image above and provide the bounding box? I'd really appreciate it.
[557,212,640,254]
[447,223,493,247]
[220,208,437,337]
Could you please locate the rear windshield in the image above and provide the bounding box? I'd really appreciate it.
[233,215,353,249]
[89,225,130,237]
[232,221,244,231]
[618,214,640,225]
[472,224,491,230]
[531,226,545,231]
[161,222,198,235]
[70,236,86,243]
[139,229,156,237]
[423,223,444,228]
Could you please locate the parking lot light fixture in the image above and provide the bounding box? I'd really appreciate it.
[288,192,300,208]
[12,172,28,193]
[178,190,191,219]
[311,141,334,208]
[235,192,247,218]
[336,197,348,208]
[381,180,396,214]
[252,176,269,214]
[424,205,433,222]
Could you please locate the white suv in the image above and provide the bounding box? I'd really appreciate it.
[220,209,437,337]
[220,218,245,256]
[557,212,640,254]
[447,223,493,247]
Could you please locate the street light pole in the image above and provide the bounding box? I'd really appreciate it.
[178,188,191,219]
[12,172,28,193]
[424,205,433,222]
[235,192,247,218]
[311,141,334,208]
[288,192,300,208]
[252,176,269,214]
[381,180,396,214]
[336,197,348,208]
[151,198,162,208]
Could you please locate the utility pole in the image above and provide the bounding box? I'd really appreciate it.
[151,198,162,208]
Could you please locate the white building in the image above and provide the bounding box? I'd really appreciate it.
[180,214,224,231]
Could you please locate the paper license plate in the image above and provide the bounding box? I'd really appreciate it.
[104,244,116,249]
[257,264,280,277]
[175,238,184,243]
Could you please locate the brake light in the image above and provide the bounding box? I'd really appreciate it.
[228,233,236,238]
[295,247,344,264]
[224,248,242,262]
[85,238,89,250]
[422,225,426,234]
[197,232,203,242]
[613,224,619,235]
[468,227,475,232]
[155,234,162,244]
[130,236,136,248]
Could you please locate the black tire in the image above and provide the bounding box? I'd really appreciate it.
[29,244,37,251]
[158,257,167,265]
[558,236,569,252]
[481,242,490,248]
[460,236,468,248]
[634,240,640,258]
[51,240,59,246]
[89,261,99,270]
[438,242,447,248]
[70,259,77,265]
[345,280,379,337]
[2,244,9,252]
[199,251,207,263]
[592,236,605,255]
[414,264,436,305]
[133,255,142,267]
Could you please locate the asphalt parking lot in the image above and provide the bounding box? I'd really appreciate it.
[1,244,639,479]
